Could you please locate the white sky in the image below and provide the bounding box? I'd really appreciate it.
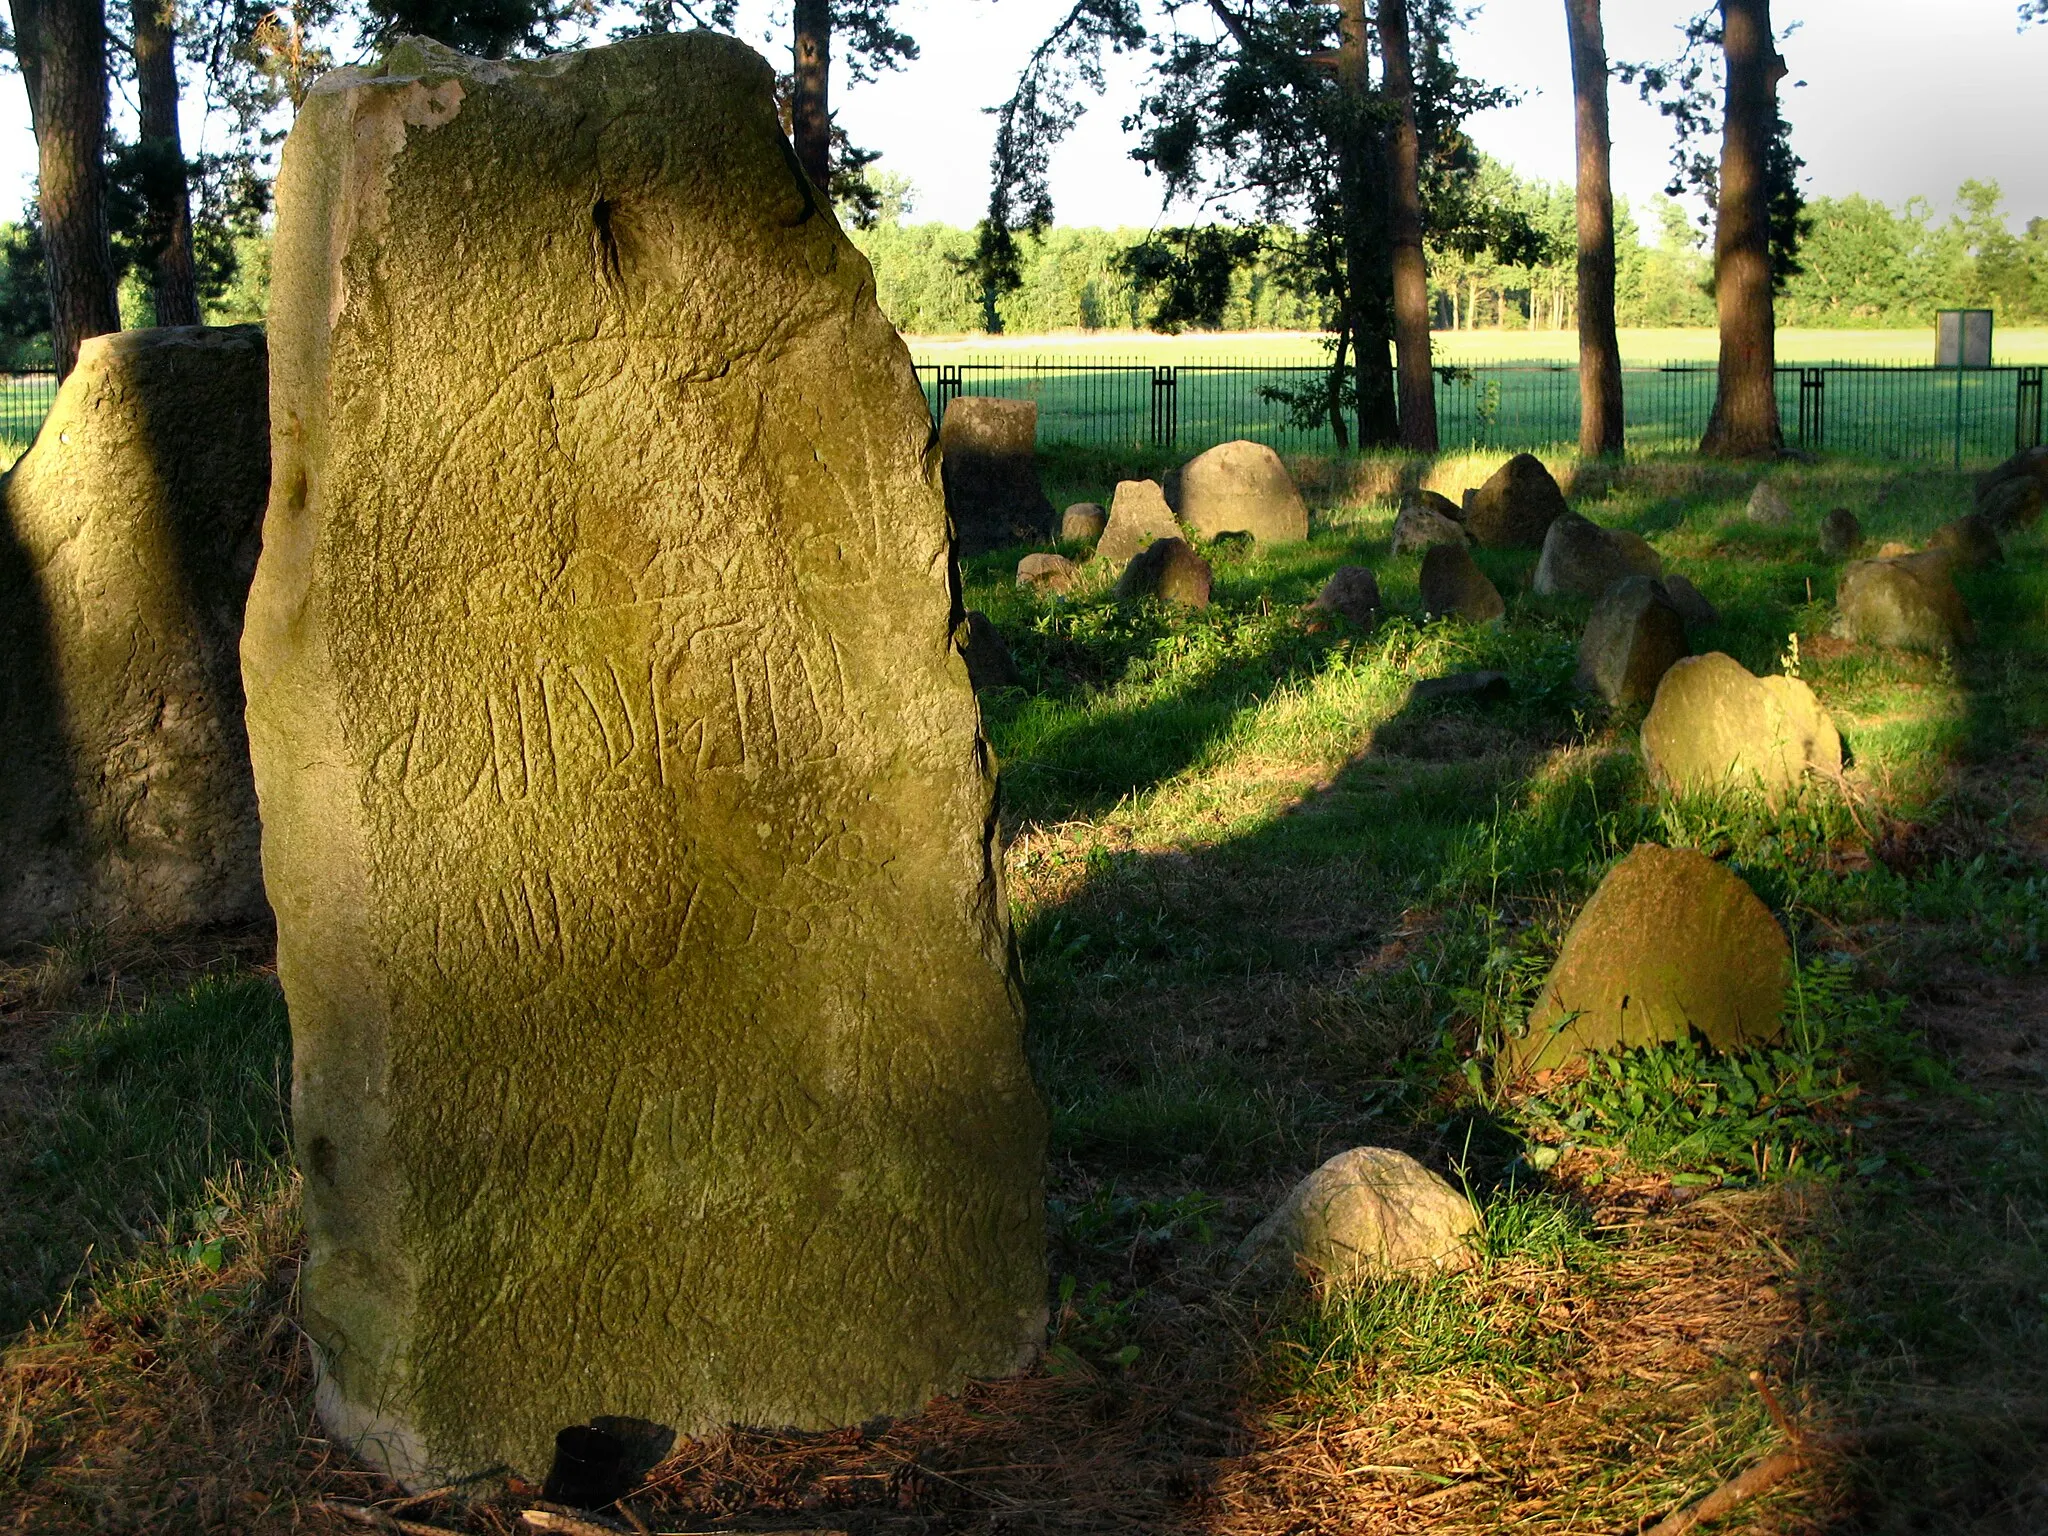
[0,1,2042,238]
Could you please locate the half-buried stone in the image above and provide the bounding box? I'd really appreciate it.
[1576,576,1688,706]
[1237,1147,1480,1285]
[957,610,1023,690]
[1975,445,2048,531]
[1115,536,1213,608]
[940,396,1056,556]
[1819,507,1863,559]
[1308,565,1382,628]
[1641,652,1843,807]
[1659,573,1720,628]
[1390,493,1467,556]
[1096,479,1184,569]
[242,33,1045,1488]
[0,325,271,944]
[1927,512,2002,570]
[1834,549,1975,650]
[1465,452,1569,548]
[1172,439,1309,545]
[1061,502,1107,542]
[1746,481,1796,527]
[1419,541,1505,623]
[1016,552,1080,595]
[1531,511,1663,598]
[1503,844,1790,1077]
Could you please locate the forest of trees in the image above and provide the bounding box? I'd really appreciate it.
[840,169,2048,340]
[2,0,2043,451]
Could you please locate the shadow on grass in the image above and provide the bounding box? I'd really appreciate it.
[0,970,292,1340]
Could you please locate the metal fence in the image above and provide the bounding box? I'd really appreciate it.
[916,358,2048,468]
[0,372,57,447]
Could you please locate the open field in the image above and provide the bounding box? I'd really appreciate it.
[909,327,2048,367]
[5,449,2048,1532]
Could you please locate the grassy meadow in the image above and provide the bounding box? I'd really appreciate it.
[4,445,2048,1532]
[909,326,2048,367]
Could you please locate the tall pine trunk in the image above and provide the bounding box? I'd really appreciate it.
[13,0,121,377]
[1378,0,1436,452]
[1335,0,1397,449]
[132,0,197,327]
[1699,0,1785,458]
[1566,0,1622,459]
[791,0,832,196]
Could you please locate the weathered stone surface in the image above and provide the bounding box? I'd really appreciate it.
[1577,576,1688,706]
[1975,445,2048,531]
[1660,573,1720,628]
[1819,507,1863,559]
[1419,541,1505,622]
[1237,1147,1480,1284]
[1746,482,1795,526]
[1390,496,1467,556]
[1061,502,1107,542]
[1016,552,1080,595]
[243,35,1045,1487]
[957,609,1023,690]
[1114,536,1212,607]
[1465,453,1568,549]
[1408,487,1465,523]
[940,397,1055,556]
[1096,479,1183,568]
[1308,565,1381,628]
[1505,844,1790,1075]
[1173,439,1309,544]
[1641,652,1843,806]
[0,325,270,944]
[1835,550,1975,650]
[1928,512,2002,570]
[1532,512,1663,598]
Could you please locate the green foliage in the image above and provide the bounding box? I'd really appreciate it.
[1509,962,1939,1187]
[0,973,293,1334]
[1267,1188,1598,1408]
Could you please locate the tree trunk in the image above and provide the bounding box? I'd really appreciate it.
[1327,314,1351,451]
[1566,0,1623,456]
[13,0,121,377]
[1377,0,1436,451]
[1334,0,1397,448]
[1699,0,1786,458]
[791,0,832,197]
[132,0,198,327]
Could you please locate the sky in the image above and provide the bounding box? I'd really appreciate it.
[0,1,2043,240]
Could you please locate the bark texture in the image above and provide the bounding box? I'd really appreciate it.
[131,0,199,327]
[1378,0,1436,452]
[1565,0,1623,459]
[1699,0,1786,459]
[1335,0,1397,448]
[791,0,832,194]
[12,0,122,377]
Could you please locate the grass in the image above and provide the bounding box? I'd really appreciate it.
[5,445,2048,1531]
[910,325,2048,366]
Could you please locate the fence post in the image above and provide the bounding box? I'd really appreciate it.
[935,364,961,425]
[2019,367,2044,455]
[1798,368,1825,451]
[1149,366,1178,447]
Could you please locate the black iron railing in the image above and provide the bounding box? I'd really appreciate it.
[0,371,57,449]
[913,356,2044,468]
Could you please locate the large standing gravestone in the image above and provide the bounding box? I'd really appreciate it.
[242,34,1045,1488]
[940,397,1056,555]
[0,325,270,943]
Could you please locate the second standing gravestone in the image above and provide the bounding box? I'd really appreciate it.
[242,34,1045,1488]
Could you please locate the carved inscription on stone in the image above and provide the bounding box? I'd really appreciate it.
[243,33,1045,1487]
